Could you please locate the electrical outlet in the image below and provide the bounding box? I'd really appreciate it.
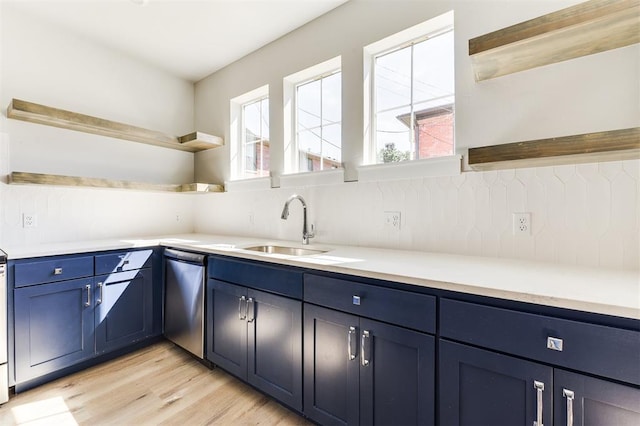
[384,211,401,231]
[23,213,37,228]
[513,212,531,236]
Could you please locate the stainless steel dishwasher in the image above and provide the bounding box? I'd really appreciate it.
[164,248,206,359]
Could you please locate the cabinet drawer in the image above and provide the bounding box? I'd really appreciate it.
[208,256,303,299]
[95,249,153,275]
[304,274,436,333]
[14,256,94,287]
[440,298,640,386]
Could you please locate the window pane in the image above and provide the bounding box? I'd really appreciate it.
[413,102,454,159]
[413,31,454,105]
[242,97,269,178]
[261,98,270,141]
[297,79,321,132]
[298,129,321,157]
[245,141,258,172]
[376,105,412,163]
[243,101,261,143]
[322,123,341,162]
[322,72,341,125]
[375,45,411,112]
[256,142,269,177]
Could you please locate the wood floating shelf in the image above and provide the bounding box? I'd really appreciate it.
[469,0,640,81]
[6,99,223,152]
[8,172,224,193]
[468,127,640,170]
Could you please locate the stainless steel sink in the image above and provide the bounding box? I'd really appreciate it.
[244,245,328,256]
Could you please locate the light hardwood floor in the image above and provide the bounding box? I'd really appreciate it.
[0,341,311,425]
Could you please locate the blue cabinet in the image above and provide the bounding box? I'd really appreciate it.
[11,249,158,389]
[439,298,640,426]
[439,339,640,426]
[439,340,553,426]
[14,278,95,383]
[207,279,247,379]
[95,269,154,354]
[303,275,436,426]
[206,257,303,411]
[554,369,640,426]
[303,304,359,426]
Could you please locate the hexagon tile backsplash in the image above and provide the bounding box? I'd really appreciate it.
[194,159,640,270]
[1,159,638,270]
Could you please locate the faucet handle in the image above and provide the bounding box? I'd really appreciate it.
[307,224,315,239]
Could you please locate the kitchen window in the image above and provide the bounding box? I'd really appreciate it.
[242,97,269,178]
[365,11,454,165]
[229,85,270,181]
[296,71,341,172]
[283,57,342,175]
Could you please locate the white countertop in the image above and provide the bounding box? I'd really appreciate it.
[5,233,640,320]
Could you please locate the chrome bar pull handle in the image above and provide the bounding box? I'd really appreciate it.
[361,330,370,366]
[97,282,103,304]
[54,267,63,275]
[247,298,255,322]
[348,326,357,360]
[85,284,91,307]
[563,389,575,426]
[534,380,545,426]
[238,296,247,320]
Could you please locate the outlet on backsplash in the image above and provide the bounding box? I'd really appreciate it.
[512,212,531,236]
[22,213,38,228]
[384,211,401,231]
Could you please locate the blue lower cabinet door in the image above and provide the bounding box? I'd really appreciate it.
[359,318,435,426]
[14,278,95,383]
[95,269,153,354]
[303,304,360,426]
[554,369,640,426]
[247,288,303,412]
[439,340,553,426]
[206,279,248,380]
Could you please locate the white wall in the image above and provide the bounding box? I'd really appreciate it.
[0,5,197,248]
[194,0,640,184]
[193,0,640,270]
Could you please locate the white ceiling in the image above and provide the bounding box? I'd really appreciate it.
[2,0,348,82]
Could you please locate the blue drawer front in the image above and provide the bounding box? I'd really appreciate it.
[14,256,94,287]
[304,274,436,333]
[95,249,153,275]
[208,256,303,299]
[440,298,640,386]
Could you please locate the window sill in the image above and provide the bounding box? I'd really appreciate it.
[225,176,271,192]
[279,168,344,188]
[357,155,462,182]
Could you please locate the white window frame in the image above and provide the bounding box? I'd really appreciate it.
[363,10,455,167]
[283,56,342,175]
[229,85,269,181]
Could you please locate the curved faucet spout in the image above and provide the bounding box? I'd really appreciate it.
[281,194,314,244]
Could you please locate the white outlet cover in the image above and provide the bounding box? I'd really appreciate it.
[512,212,531,236]
[23,213,38,228]
[384,211,401,230]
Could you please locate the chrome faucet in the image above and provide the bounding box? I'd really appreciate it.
[281,194,315,245]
